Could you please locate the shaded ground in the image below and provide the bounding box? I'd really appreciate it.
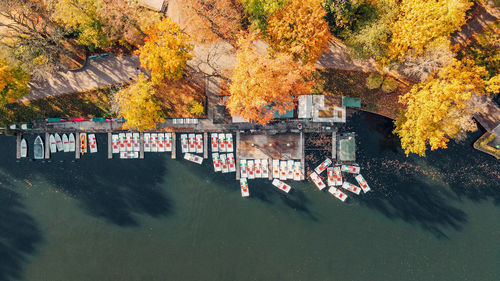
[451,3,500,46]
[314,69,410,119]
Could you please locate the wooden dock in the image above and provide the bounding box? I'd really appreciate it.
[107,133,112,159]
[75,132,80,159]
[332,131,337,161]
[203,132,208,159]
[171,133,176,159]
[45,133,50,159]
[140,132,144,159]
[300,132,305,180]
[268,158,272,180]
[236,130,240,180]
[16,133,21,159]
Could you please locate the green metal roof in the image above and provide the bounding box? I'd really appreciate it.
[264,105,294,119]
[342,97,362,108]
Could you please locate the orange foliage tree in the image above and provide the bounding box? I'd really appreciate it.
[136,17,193,85]
[266,0,331,63]
[227,32,315,125]
[0,61,30,104]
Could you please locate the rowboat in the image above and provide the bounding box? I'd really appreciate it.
[184,152,203,164]
[310,172,326,190]
[62,134,69,152]
[227,153,236,172]
[262,159,269,178]
[341,164,360,174]
[144,133,151,152]
[272,159,279,178]
[218,133,226,152]
[120,151,139,159]
[287,160,294,180]
[20,138,27,158]
[220,153,229,173]
[119,133,126,152]
[180,134,188,153]
[226,133,233,152]
[247,160,255,179]
[112,134,119,153]
[342,182,361,195]
[355,174,371,193]
[211,133,218,152]
[188,133,196,153]
[196,134,203,154]
[80,133,87,154]
[34,136,44,160]
[68,133,75,152]
[151,133,158,152]
[240,178,250,197]
[272,179,291,193]
[240,159,248,178]
[165,133,172,152]
[49,134,57,153]
[55,133,63,152]
[293,161,301,181]
[314,158,332,175]
[328,187,348,202]
[126,133,133,152]
[157,133,165,152]
[327,167,334,186]
[254,159,262,178]
[88,133,97,153]
[133,133,140,152]
[212,153,222,172]
[279,161,287,181]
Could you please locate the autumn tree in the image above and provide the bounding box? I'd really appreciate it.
[241,0,286,30]
[227,32,315,125]
[0,61,30,104]
[394,58,498,156]
[113,74,164,131]
[387,0,472,63]
[183,0,244,45]
[266,0,331,63]
[0,0,69,79]
[136,17,193,85]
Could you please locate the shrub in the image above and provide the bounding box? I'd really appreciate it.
[188,100,205,116]
[381,77,398,93]
[366,73,383,89]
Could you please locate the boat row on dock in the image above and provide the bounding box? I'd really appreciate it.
[19,133,95,160]
[180,133,203,154]
[210,133,233,153]
[309,158,371,202]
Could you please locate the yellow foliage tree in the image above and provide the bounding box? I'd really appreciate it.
[0,61,30,104]
[394,58,494,156]
[136,17,194,85]
[227,32,315,125]
[113,74,165,131]
[266,0,331,64]
[387,0,472,63]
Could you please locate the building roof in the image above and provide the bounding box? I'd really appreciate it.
[342,97,362,108]
[298,95,346,123]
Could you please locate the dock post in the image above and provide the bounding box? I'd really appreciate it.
[45,133,50,159]
[203,132,208,159]
[171,133,176,159]
[75,132,80,159]
[16,133,21,159]
[268,159,272,180]
[236,130,240,180]
[332,131,337,161]
[300,132,305,180]
[107,132,112,159]
[139,132,144,159]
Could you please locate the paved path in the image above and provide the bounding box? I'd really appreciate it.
[24,55,143,101]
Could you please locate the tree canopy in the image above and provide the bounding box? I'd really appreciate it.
[227,32,315,125]
[136,17,194,85]
[266,0,331,63]
[113,74,165,131]
[394,58,498,156]
[0,61,30,104]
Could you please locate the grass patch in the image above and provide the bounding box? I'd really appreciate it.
[314,69,409,119]
[0,86,119,127]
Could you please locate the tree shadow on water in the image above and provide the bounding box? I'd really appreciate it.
[0,135,173,227]
[0,185,42,281]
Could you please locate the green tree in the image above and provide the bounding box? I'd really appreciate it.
[241,0,286,30]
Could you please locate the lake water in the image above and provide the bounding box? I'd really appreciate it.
[0,112,499,281]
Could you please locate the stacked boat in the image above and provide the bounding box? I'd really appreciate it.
[309,158,371,202]
[111,132,139,159]
[211,133,235,171]
[181,133,205,165]
[143,132,172,154]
